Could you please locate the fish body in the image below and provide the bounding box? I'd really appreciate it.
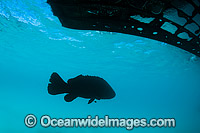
[48,72,116,104]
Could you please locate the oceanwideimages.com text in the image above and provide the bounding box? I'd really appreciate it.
[25,114,176,130]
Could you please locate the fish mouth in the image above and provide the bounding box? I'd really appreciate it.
[105,90,116,99]
[96,91,116,99]
[111,91,116,98]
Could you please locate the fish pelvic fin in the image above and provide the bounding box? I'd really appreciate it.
[48,72,69,95]
[88,98,95,104]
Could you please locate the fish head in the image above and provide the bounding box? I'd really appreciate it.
[96,85,116,99]
[107,88,116,99]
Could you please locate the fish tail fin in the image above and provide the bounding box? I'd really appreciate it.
[48,72,69,95]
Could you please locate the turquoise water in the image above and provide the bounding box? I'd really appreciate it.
[0,0,200,132]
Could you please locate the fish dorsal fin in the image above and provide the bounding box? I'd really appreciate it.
[75,74,83,79]
[64,93,77,102]
[78,74,83,77]
[88,98,95,104]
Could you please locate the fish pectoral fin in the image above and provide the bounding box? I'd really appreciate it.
[64,93,77,102]
[88,98,95,104]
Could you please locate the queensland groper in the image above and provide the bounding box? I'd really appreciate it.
[48,72,116,104]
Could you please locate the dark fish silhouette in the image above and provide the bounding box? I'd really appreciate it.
[48,72,116,104]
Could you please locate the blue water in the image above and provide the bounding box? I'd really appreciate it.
[0,0,200,133]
